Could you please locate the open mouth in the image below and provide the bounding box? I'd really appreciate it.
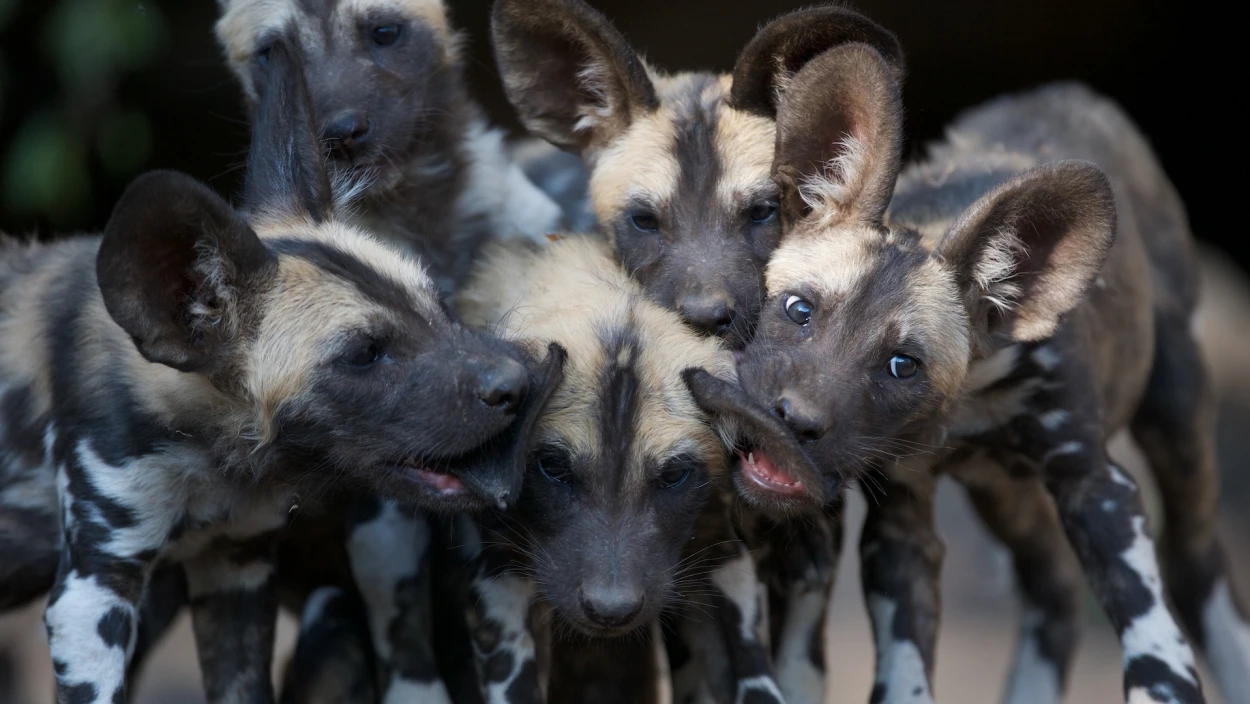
[394,457,469,496]
[736,447,806,496]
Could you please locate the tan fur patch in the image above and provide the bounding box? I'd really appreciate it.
[459,235,734,483]
[763,226,880,299]
[714,105,776,209]
[588,111,679,225]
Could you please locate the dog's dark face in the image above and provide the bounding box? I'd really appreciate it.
[491,0,902,349]
[686,45,1116,516]
[217,0,461,194]
[462,237,733,636]
[97,41,564,512]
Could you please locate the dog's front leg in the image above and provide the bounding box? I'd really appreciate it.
[859,465,941,704]
[45,453,172,704]
[466,531,545,704]
[184,532,280,704]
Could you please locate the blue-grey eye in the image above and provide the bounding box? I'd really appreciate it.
[630,212,659,232]
[372,24,403,46]
[888,354,919,379]
[747,203,777,224]
[658,462,692,489]
[784,295,812,326]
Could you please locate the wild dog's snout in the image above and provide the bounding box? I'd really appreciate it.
[578,583,645,629]
[772,394,828,443]
[474,357,530,412]
[323,109,371,157]
[678,293,736,338]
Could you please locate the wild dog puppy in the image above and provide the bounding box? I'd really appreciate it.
[688,42,1249,704]
[0,41,562,704]
[454,235,773,704]
[491,1,902,700]
[215,0,566,294]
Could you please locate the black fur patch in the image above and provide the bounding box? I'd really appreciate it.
[269,237,419,314]
[481,648,515,683]
[1124,655,1203,703]
[96,606,132,649]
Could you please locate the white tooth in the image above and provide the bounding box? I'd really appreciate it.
[748,452,755,466]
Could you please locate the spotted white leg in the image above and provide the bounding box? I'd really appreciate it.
[707,546,785,704]
[45,440,180,704]
[465,541,543,704]
[345,497,451,704]
[1046,455,1203,703]
[1130,317,1250,703]
[184,534,280,704]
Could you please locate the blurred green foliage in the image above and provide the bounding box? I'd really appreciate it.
[1,0,166,229]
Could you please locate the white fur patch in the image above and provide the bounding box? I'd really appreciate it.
[1119,513,1197,689]
[1030,345,1062,371]
[299,586,341,630]
[474,573,538,704]
[1003,608,1061,704]
[347,500,428,661]
[736,675,784,704]
[973,228,1026,313]
[963,345,1021,393]
[1199,579,1250,700]
[709,548,759,643]
[774,585,827,703]
[866,594,933,704]
[1038,409,1070,431]
[384,677,452,704]
[1041,441,1084,466]
[44,573,134,702]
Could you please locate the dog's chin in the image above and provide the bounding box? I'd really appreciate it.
[731,446,832,517]
[555,608,653,640]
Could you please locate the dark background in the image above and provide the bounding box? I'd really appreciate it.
[0,0,1242,270]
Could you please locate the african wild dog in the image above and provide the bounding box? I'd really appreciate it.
[0,40,562,704]
[490,1,902,700]
[448,234,782,703]
[215,0,566,294]
[687,41,1250,704]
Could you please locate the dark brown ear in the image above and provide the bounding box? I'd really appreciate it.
[937,160,1117,350]
[771,42,903,229]
[243,39,333,222]
[730,5,903,117]
[98,170,275,373]
[491,0,658,158]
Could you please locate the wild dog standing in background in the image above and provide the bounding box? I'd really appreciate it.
[452,234,779,704]
[688,41,1249,704]
[490,1,902,700]
[215,0,567,294]
[0,40,562,704]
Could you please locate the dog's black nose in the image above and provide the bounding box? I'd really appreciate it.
[579,585,644,629]
[323,110,371,156]
[678,294,735,337]
[476,358,529,412]
[773,396,827,443]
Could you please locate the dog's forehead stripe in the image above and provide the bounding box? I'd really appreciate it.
[268,237,417,313]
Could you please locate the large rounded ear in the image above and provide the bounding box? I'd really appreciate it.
[730,5,903,117]
[243,40,333,222]
[98,170,276,373]
[491,0,658,158]
[936,160,1117,351]
[771,43,903,230]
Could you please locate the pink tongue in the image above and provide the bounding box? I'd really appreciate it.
[414,467,466,494]
[737,449,802,487]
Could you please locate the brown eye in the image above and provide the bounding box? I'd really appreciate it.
[372,24,402,46]
[657,460,693,489]
[747,203,777,224]
[536,450,574,485]
[784,295,812,326]
[343,340,383,368]
[630,212,659,233]
[888,354,919,379]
